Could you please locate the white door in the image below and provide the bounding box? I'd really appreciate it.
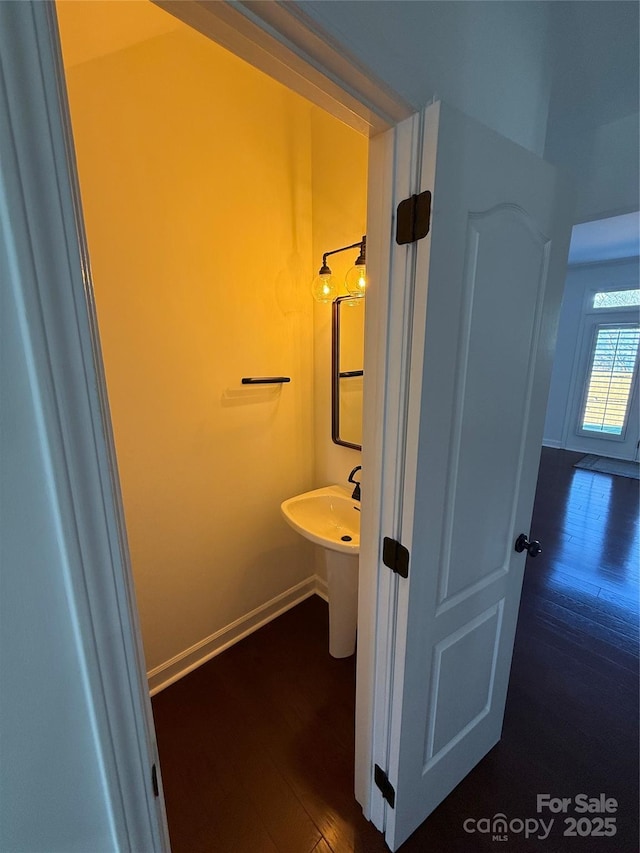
[372,102,573,850]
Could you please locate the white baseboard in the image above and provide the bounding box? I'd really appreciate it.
[542,438,563,449]
[315,575,328,601]
[148,575,327,695]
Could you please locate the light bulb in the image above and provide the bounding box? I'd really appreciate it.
[311,272,337,303]
[345,262,367,296]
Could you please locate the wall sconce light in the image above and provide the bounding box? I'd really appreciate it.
[311,235,367,303]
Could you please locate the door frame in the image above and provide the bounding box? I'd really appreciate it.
[1,1,417,848]
[154,0,414,136]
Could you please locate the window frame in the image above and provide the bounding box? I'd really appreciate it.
[576,320,640,442]
[592,288,640,310]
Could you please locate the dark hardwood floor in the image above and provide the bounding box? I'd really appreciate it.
[152,448,639,852]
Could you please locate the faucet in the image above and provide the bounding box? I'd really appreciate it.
[348,466,361,502]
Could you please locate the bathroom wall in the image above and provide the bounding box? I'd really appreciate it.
[310,109,368,490]
[61,18,320,675]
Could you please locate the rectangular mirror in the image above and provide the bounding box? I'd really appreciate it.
[332,295,364,449]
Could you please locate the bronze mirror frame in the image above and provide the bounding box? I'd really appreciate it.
[331,294,364,450]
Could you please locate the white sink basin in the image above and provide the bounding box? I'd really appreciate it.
[280,485,360,555]
[281,484,360,657]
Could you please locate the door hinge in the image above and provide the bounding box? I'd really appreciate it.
[151,763,159,798]
[374,764,396,808]
[396,190,431,245]
[383,536,409,578]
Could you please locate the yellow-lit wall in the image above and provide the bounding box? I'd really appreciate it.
[311,110,368,488]
[59,3,367,676]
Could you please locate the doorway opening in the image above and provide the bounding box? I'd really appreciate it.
[55,1,371,847]
[543,211,640,462]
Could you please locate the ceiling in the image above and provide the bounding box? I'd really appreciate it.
[55,0,181,68]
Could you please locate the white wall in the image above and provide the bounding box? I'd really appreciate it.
[582,114,639,219]
[60,20,321,676]
[1,237,114,853]
[545,112,640,222]
[311,108,368,490]
[300,0,552,155]
[300,0,638,225]
[544,257,640,449]
[543,1,638,223]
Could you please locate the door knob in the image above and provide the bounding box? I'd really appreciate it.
[515,533,542,558]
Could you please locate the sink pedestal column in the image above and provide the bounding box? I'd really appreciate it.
[324,550,359,657]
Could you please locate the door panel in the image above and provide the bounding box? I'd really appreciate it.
[425,600,503,765]
[379,101,573,850]
[442,205,551,604]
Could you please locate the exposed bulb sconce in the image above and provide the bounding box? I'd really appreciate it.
[311,235,367,303]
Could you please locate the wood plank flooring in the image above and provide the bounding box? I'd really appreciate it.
[151,448,639,852]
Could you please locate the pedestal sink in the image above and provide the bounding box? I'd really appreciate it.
[280,485,359,657]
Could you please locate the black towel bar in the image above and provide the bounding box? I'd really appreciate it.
[241,377,291,385]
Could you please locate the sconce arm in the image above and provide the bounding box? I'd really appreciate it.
[322,235,366,268]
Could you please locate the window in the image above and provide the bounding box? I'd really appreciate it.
[580,324,640,436]
[592,289,640,309]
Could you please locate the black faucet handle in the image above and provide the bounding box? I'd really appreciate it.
[348,466,362,502]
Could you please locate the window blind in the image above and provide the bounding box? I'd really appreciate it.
[581,325,640,436]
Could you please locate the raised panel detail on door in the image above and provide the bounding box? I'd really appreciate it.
[424,600,504,767]
[438,206,551,610]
